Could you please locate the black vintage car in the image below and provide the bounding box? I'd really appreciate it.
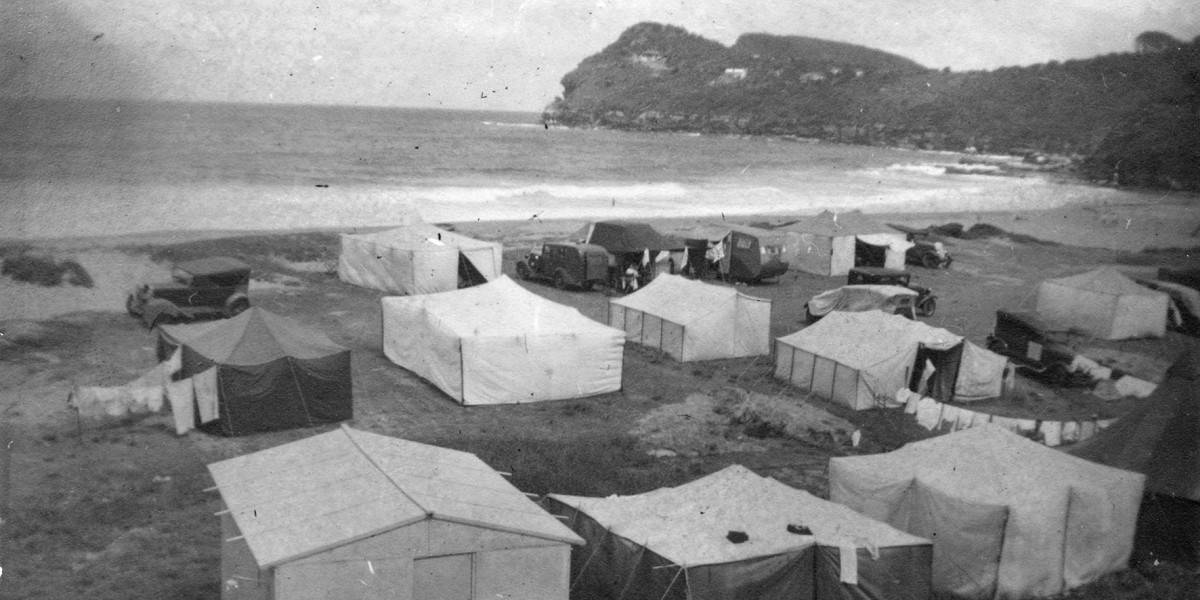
[847,267,937,316]
[985,310,1094,386]
[126,257,251,327]
[516,242,611,290]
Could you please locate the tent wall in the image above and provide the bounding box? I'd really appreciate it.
[463,331,623,405]
[268,520,572,600]
[339,233,502,296]
[773,342,888,411]
[170,344,352,437]
[814,544,933,600]
[610,305,688,361]
[783,231,836,276]
[1036,281,1167,340]
[382,302,466,402]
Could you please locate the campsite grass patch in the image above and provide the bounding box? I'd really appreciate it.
[427,434,692,497]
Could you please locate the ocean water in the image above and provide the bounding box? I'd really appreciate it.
[0,98,1132,239]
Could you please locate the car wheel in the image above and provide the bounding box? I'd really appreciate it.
[805,306,818,324]
[986,337,1008,354]
[226,298,250,317]
[581,280,594,292]
[919,297,937,317]
[921,253,940,269]
[553,271,567,290]
[516,262,531,280]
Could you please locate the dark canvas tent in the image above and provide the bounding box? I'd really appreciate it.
[157,307,352,436]
[546,465,932,600]
[830,426,1145,599]
[575,220,683,254]
[210,426,582,600]
[1070,350,1200,566]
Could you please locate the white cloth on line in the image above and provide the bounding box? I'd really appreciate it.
[194,367,220,424]
[914,397,942,431]
[166,378,195,435]
[1040,421,1063,447]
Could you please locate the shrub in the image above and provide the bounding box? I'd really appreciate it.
[1,254,94,287]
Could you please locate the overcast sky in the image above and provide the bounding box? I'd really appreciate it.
[2,0,1197,112]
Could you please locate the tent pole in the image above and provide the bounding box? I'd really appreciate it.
[614,543,647,600]
[569,521,610,593]
[656,565,684,600]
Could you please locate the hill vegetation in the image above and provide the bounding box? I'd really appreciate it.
[545,23,1200,191]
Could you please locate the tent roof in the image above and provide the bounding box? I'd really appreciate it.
[610,274,769,326]
[779,210,893,237]
[1042,267,1169,297]
[208,426,583,568]
[381,276,622,339]
[777,311,961,369]
[576,220,684,253]
[342,221,498,252]
[159,308,347,366]
[841,425,1142,504]
[1069,350,1200,501]
[549,465,927,568]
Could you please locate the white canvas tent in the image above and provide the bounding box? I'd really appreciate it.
[209,426,583,600]
[1035,267,1170,340]
[778,210,912,276]
[830,426,1146,600]
[382,275,624,405]
[774,311,1008,410]
[546,465,932,600]
[338,217,502,295]
[608,274,771,362]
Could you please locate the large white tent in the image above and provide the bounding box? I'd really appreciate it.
[1035,267,1169,340]
[777,210,912,276]
[774,311,1008,410]
[608,274,772,362]
[209,426,582,600]
[830,426,1146,600]
[382,276,624,405]
[546,465,932,600]
[338,216,502,295]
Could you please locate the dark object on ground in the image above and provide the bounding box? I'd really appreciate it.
[806,284,917,323]
[786,524,813,535]
[847,267,937,316]
[2,254,93,288]
[726,530,749,543]
[516,242,610,291]
[126,256,250,328]
[906,239,953,269]
[985,310,1094,387]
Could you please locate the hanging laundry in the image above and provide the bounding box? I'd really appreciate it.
[1039,421,1063,447]
[839,543,859,585]
[194,367,220,424]
[914,397,942,431]
[938,404,960,432]
[129,386,164,414]
[1061,421,1081,443]
[955,408,975,431]
[899,388,921,414]
[166,378,195,435]
[1079,421,1097,440]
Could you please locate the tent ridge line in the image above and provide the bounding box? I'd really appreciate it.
[339,425,432,516]
[257,515,426,569]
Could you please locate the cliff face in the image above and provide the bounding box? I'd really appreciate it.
[547,23,1200,191]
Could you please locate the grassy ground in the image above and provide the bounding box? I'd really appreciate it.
[2,224,1198,599]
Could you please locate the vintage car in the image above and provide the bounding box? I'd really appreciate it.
[126,257,251,328]
[846,267,937,316]
[906,239,953,269]
[985,310,1094,386]
[805,284,918,323]
[516,242,611,290]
